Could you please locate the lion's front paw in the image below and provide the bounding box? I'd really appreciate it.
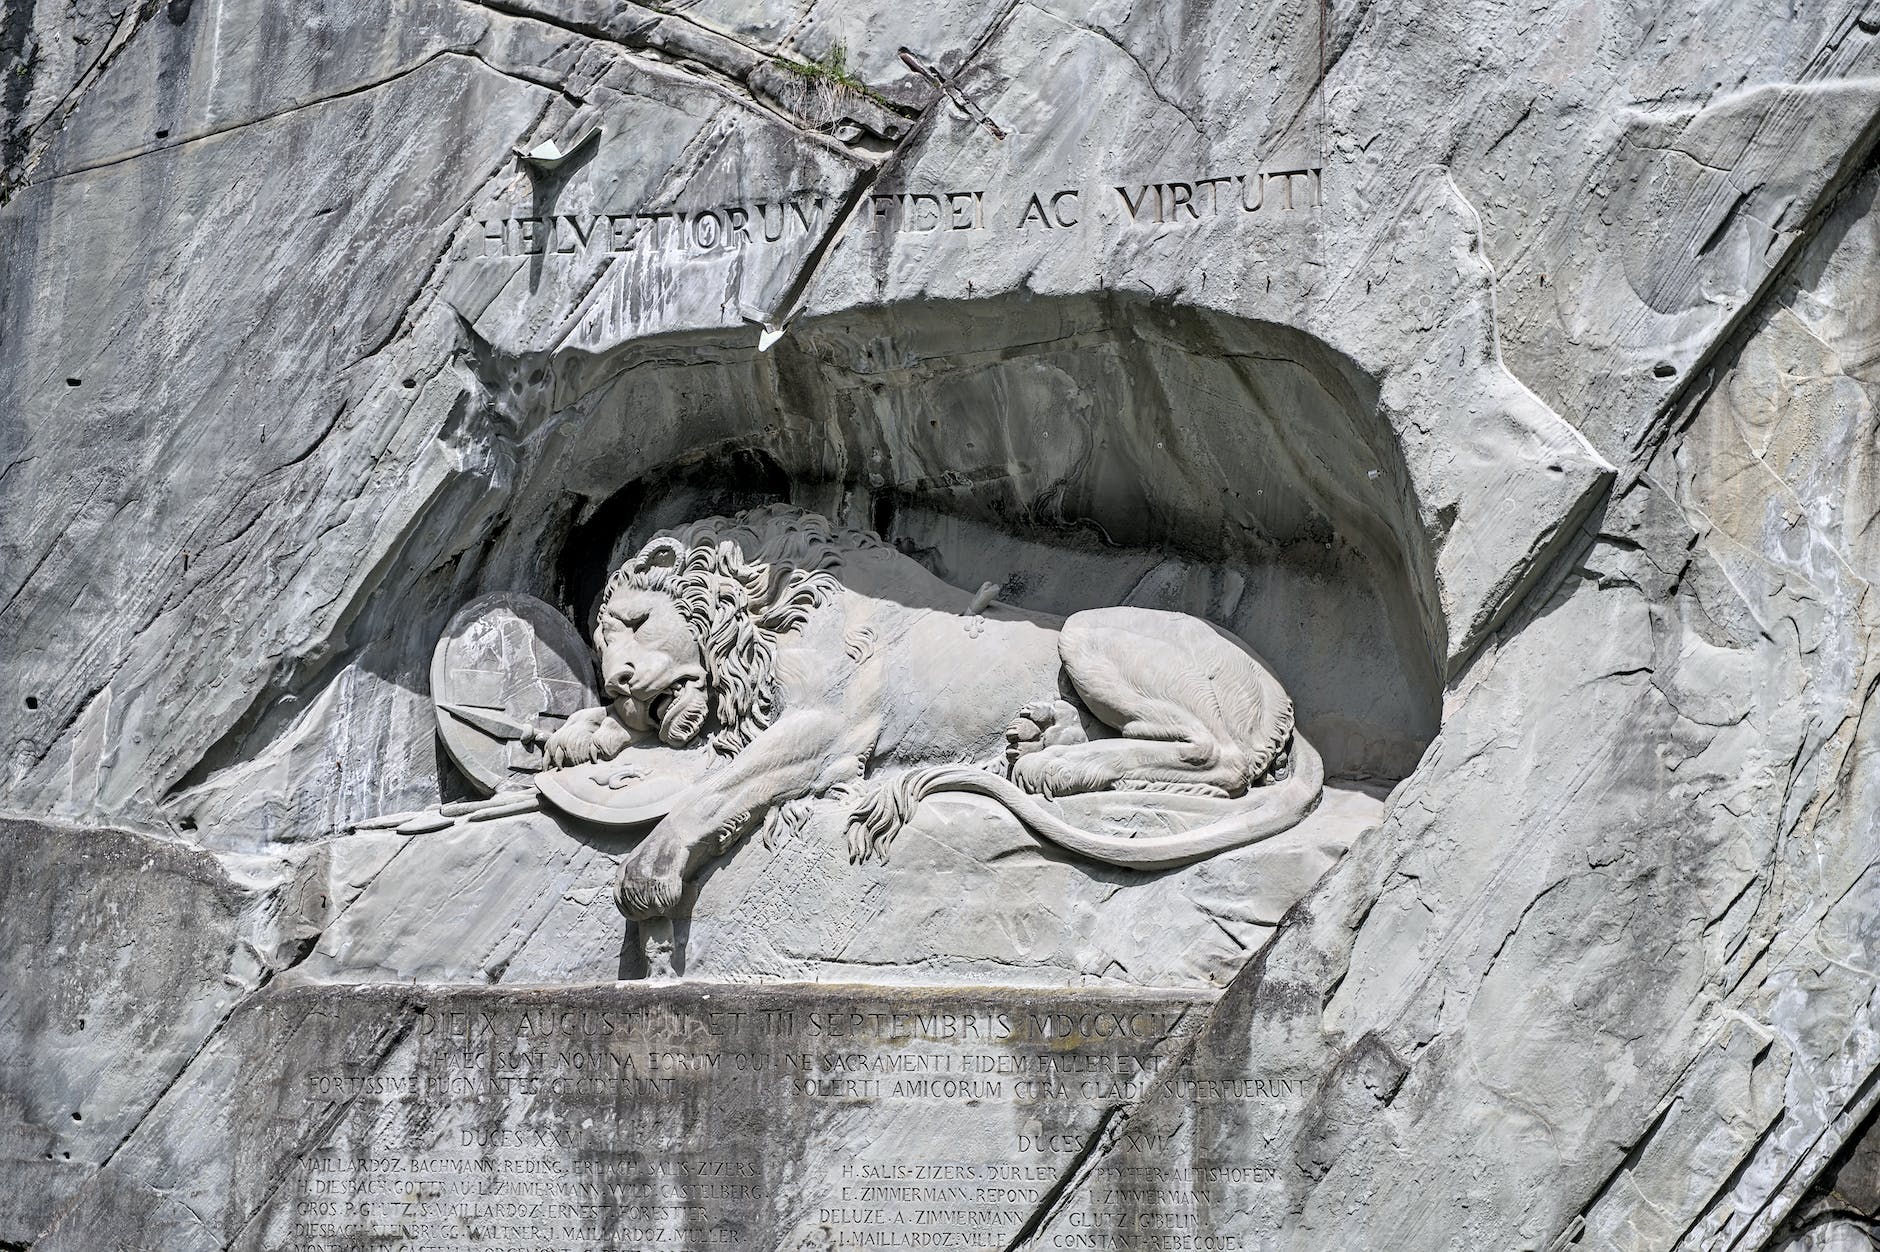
[544,719,599,767]
[614,855,686,919]
[615,866,685,920]
[545,707,626,767]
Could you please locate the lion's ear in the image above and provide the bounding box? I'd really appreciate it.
[636,537,683,572]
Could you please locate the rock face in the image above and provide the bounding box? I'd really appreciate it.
[3,1,1879,1250]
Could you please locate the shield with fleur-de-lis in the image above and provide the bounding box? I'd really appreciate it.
[430,593,599,795]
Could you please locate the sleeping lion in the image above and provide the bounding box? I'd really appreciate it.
[542,505,1323,919]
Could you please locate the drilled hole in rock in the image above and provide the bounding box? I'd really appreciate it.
[24,695,37,709]
[70,1111,80,1122]
[401,377,416,389]
[1653,361,1677,378]
[155,129,170,139]
[64,378,80,387]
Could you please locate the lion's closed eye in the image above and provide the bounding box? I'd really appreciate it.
[601,610,648,637]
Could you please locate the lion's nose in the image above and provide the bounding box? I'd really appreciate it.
[605,662,635,695]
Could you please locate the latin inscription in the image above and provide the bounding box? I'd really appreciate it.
[471,193,832,260]
[868,168,1324,235]
[465,165,1322,261]
[247,989,1302,1252]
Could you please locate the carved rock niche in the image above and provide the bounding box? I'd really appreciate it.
[303,294,1445,992]
[533,295,1441,778]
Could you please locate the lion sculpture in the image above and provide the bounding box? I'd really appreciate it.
[543,505,1324,919]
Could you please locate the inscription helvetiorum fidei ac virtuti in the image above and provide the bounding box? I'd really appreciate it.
[468,166,1323,259]
[8,1,1880,1251]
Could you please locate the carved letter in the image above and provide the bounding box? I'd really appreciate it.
[517,217,545,254]
[1115,185,1155,221]
[792,195,828,234]
[946,191,981,230]
[1195,176,1234,213]
[759,201,788,242]
[1017,193,1053,229]
[1273,169,1313,210]
[726,206,752,247]
[1050,190,1080,227]
[1167,182,1198,220]
[1239,173,1265,212]
[692,209,723,251]
[608,215,639,252]
[563,214,600,251]
[479,218,507,257]
[909,193,943,232]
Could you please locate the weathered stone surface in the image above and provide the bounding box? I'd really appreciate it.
[297,783,1383,989]
[0,815,328,1244]
[29,983,1223,1252]
[5,0,1880,1249]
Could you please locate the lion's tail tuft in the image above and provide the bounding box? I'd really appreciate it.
[845,771,936,864]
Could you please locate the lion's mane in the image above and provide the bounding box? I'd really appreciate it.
[597,505,880,755]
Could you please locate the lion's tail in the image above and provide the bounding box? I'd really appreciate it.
[846,734,1325,870]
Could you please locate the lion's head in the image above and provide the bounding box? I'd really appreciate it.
[593,505,879,754]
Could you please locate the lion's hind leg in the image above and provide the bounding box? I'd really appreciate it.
[1010,609,1254,799]
[1011,738,1249,799]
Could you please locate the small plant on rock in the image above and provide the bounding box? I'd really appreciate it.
[777,42,866,128]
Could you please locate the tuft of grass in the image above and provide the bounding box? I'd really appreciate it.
[775,41,903,127]
[782,42,865,94]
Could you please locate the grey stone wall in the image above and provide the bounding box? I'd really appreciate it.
[4,1,1879,1249]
